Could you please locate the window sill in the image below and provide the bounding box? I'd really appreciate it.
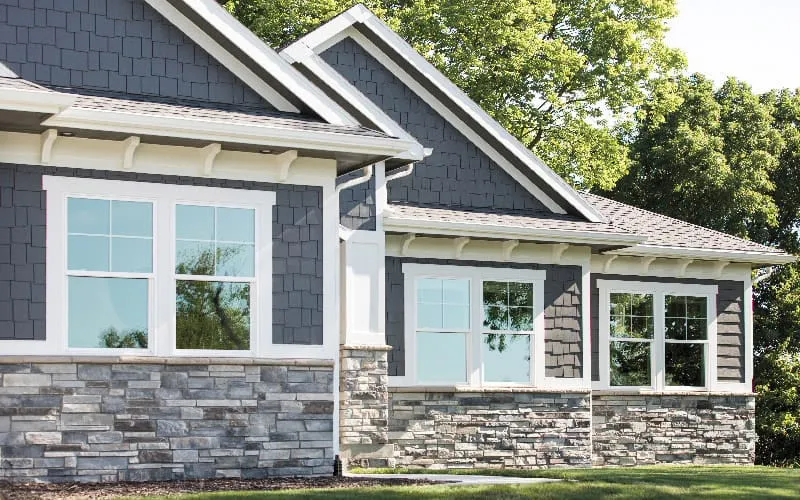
[388,385,591,394]
[0,355,335,367]
[591,389,754,397]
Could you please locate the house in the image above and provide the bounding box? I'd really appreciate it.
[0,0,793,483]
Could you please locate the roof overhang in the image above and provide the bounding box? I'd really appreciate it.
[605,244,797,266]
[0,85,76,115]
[384,213,647,248]
[283,4,607,223]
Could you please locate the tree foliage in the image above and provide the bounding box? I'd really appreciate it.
[226,0,684,190]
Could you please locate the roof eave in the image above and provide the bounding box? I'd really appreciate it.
[384,215,646,247]
[606,244,797,265]
[0,87,76,114]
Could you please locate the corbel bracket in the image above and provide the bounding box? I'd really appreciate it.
[641,256,657,274]
[40,129,58,165]
[453,237,470,259]
[713,260,731,278]
[201,143,222,177]
[603,254,618,273]
[677,258,694,277]
[400,233,416,256]
[501,240,519,261]
[121,136,140,170]
[275,150,299,182]
[552,243,569,264]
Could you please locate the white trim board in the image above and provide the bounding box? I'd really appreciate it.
[283,4,606,222]
[143,0,359,125]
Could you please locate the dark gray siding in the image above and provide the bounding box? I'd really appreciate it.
[0,163,322,345]
[321,38,554,228]
[385,257,583,378]
[338,172,375,231]
[0,0,271,107]
[590,275,745,383]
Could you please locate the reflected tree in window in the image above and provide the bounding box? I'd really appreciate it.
[175,247,251,350]
[101,327,148,349]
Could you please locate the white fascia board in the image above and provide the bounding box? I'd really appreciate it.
[0,87,76,114]
[43,108,419,157]
[288,4,606,223]
[145,0,359,126]
[384,215,646,247]
[285,50,424,159]
[607,244,797,265]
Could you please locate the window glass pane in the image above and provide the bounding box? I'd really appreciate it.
[666,343,705,386]
[442,279,469,305]
[68,235,109,272]
[664,317,686,340]
[508,282,533,307]
[687,319,707,340]
[483,305,508,331]
[175,240,215,275]
[610,293,654,339]
[665,295,686,318]
[417,278,442,304]
[416,332,466,384]
[216,207,255,243]
[176,281,251,350]
[68,198,109,235]
[68,276,148,349]
[609,293,629,316]
[509,307,533,331]
[686,296,707,318]
[417,303,443,330]
[630,316,653,339]
[610,341,650,386]
[442,304,470,331]
[483,334,530,383]
[630,294,653,317]
[610,315,628,338]
[111,200,152,237]
[176,205,215,240]
[216,243,255,278]
[111,237,152,273]
[482,281,507,306]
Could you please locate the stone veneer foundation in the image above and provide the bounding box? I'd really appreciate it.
[592,393,756,466]
[0,358,334,483]
[388,389,592,469]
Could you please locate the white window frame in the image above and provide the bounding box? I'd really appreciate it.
[596,280,718,391]
[400,263,547,387]
[42,176,276,357]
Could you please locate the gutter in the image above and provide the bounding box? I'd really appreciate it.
[335,165,373,194]
[605,244,797,266]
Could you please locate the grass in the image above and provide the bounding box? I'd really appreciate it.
[131,466,800,499]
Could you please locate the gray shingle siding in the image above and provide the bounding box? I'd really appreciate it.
[385,257,583,378]
[321,38,553,229]
[0,0,271,107]
[590,274,745,384]
[0,163,322,345]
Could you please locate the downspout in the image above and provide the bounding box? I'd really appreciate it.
[335,165,373,194]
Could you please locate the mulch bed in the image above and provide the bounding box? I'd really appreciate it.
[0,476,437,500]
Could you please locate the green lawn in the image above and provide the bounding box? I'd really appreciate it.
[132,466,800,499]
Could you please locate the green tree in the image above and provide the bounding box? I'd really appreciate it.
[226,0,684,190]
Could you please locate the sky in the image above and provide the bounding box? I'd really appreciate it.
[666,0,800,93]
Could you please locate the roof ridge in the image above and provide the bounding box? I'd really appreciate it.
[581,192,782,253]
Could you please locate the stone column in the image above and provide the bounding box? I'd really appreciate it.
[339,345,394,468]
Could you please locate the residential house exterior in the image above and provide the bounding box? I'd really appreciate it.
[0,1,793,482]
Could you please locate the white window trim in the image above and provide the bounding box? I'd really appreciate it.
[398,263,550,388]
[596,279,719,391]
[39,176,276,358]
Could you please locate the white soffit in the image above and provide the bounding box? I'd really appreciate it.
[283,4,607,223]
[143,0,360,126]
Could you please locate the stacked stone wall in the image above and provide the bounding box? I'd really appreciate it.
[592,393,756,466]
[0,358,334,482]
[388,390,592,469]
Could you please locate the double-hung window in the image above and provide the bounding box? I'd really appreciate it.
[598,280,717,390]
[44,176,274,357]
[403,264,545,387]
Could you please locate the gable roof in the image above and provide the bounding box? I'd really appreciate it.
[282,4,606,222]
[143,0,361,125]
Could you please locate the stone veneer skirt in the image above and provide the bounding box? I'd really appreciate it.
[0,358,334,483]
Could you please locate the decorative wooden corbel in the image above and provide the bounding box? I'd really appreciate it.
[501,240,519,261]
[603,254,618,273]
[400,233,416,256]
[551,243,569,264]
[40,129,58,165]
[275,150,299,182]
[677,258,694,277]
[641,256,657,274]
[713,260,730,278]
[121,136,140,170]
[201,143,222,176]
[453,237,470,259]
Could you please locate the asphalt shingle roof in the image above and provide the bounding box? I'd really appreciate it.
[581,192,784,254]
